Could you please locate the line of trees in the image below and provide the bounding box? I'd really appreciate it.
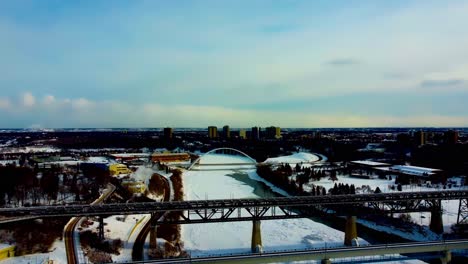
[257,164,328,196]
[329,183,356,195]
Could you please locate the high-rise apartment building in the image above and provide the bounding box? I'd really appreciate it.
[163,127,173,139]
[208,126,218,138]
[251,126,260,140]
[414,131,426,146]
[444,130,459,144]
[223,125,230,138]
[266,126,281,139]
[239,129,247,139]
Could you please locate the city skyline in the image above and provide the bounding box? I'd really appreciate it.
[1,1,468,128]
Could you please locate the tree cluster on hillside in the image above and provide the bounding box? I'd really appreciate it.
[0,164,64,206]
[329,183,356,195]
[256,164,329,196]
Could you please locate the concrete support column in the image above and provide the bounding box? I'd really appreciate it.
[150,224,158,250]
[430,200,444,234]
[440,250,452,264]
[251,220,263,253]
[344,216,357,246]
[98,217,105,240]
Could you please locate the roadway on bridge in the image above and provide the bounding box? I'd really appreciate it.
[139,239,468,264]
[132,174,171,261]
[64,183,116,264]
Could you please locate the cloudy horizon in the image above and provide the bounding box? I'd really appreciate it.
[1,1,468,128]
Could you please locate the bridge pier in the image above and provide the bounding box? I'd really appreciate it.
[251,220,263,253]
[430,200,444,234]
[440,250,452,264]
[344,216,357,246]
[98,216,105,240]
[149,220,158,251]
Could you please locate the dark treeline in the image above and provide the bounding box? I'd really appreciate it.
[256,164,327,196]
[0,163,110,206]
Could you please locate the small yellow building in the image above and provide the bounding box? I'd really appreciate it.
[109,164,132,176]
[0,244,15,260]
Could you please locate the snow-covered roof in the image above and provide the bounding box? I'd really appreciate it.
[264,152,320,164]
[390,165,442,177]
[85,156,112,164]
[350,160,390,167]
[110,153,150,158]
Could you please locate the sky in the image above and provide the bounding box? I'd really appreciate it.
[1,0,468,128]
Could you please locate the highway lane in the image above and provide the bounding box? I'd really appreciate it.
[131,239,468,264]
[132,174,171,261]
[64,183,116,264]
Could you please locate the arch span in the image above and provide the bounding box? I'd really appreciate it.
[188,148,257,170]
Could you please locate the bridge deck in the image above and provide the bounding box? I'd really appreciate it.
[0,190,466,218]
[140,239,468,263]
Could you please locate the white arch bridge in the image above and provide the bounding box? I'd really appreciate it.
[188,148,258,171]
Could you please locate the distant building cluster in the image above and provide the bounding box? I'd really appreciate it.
[205,125,282,140]
[404,129,460,146]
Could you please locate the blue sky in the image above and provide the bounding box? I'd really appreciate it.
[1,0,468,128]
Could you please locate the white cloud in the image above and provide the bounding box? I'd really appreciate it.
[2,92,468,128]
[43,95,55,105]
[21,92,36,107]
[71,98,93,110]
[0,98,11,110]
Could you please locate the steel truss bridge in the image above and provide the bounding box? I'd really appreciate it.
[0,191,467,224]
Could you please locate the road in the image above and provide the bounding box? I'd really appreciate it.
[64,183,116,264]
[134,239,468,264]
[132,174,171,261]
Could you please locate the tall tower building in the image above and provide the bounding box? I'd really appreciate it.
[208,126,218,138]
[251,126,260,140]
[239,129,247,139]
[223,125,230,139]
[163,127,173,140]
[444,130,459,144]
[266,126,281,139]
[414,131,426,146]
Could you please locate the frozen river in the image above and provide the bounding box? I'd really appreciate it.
[181,153,427,264]
[182,154,366,256]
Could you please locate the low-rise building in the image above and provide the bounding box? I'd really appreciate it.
[151,153,191,163]
[109,163,132,176]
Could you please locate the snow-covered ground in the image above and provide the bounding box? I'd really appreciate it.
[1,239,67,264]
[264,152,320,164]
[106,214,151,263]
[0,146,61,153]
